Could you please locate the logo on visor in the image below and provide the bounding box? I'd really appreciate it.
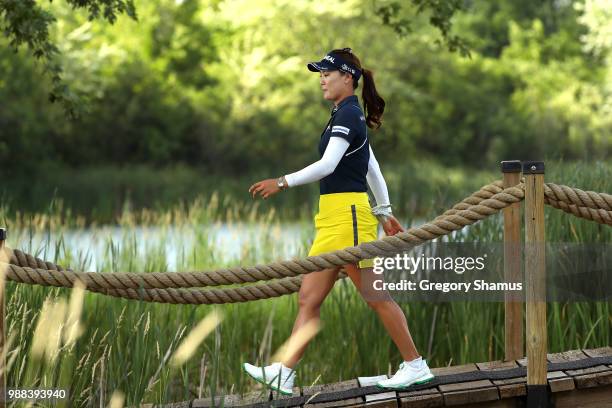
[341,64,356,75]
[323,55,335,63]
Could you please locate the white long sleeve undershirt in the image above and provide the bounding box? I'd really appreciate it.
[284,137,350,187]
[283,137,391,208]
[366,144,391,207]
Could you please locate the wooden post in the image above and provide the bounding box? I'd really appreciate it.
[501,160,523,361]
[0,227,5,407]
[523,161,548,406]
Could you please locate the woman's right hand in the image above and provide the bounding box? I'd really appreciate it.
[248,178,281,200]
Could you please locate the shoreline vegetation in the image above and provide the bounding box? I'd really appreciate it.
[2,160,609,225]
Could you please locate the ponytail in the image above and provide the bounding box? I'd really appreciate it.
[361,68,385,129]
[331,48,385,129]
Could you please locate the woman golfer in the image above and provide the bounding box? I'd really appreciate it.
[244,48,434,395]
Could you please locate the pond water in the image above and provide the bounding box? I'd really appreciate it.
[8,222,314,271]
[7,218,442,272]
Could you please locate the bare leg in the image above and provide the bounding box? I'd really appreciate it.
[283,266,340,368]
[345,264,420,362]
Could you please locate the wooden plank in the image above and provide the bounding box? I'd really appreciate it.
[358,375,397,407]
[451,399,522,408]
[492,376,525,386]
[547,349,588,363]
[492,368,525,400]
[475,361,526,401]
[582,346,612,358]
[547,371,570,379]
[497,383,526,399]
[271,386,301,404]
[546,347,610,391]
[573,370,612,389]
[365,399,397,407]
[193,390,270,407]
[553,384,612,408]
[237,390,272,406]
[479,401,523,408]
[442,386,499,406]
[192,394,240,407]
[282,387,302,398]
[582,347,612,369]
[438,377,500,406]
[430,363,477,377]
[547,371,575,393]
[503,166,523,361]
[517,348,589,369]
[476,360,518,371]
[303,379,362,407]
[524,166,547,387]
[306,397,362,408]
[565,365,609,377]
[438,379,495,393]
[397,388,443,408]
[490,360,542,387]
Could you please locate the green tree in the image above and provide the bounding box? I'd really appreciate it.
[0,0,137,116]
[1,0,467,118]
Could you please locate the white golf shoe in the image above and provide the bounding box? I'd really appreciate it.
[243,362,295,395]
[376,358,435,390]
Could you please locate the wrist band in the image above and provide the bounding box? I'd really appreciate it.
[372,204,393,217]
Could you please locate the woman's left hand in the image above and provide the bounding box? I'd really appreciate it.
[381,215,405,236]
[249,178,281,200]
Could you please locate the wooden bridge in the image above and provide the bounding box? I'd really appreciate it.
[148,347,612,407]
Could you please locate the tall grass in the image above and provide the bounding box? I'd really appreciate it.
[1,160,610,407]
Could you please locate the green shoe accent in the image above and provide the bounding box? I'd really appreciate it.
[243,363,266,385]
[243,363,292,395]
[415,376,434,384]
[376,374,435,390]
[270,383,293,395]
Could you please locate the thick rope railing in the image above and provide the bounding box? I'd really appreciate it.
[0,181,525,304]
[432,179,507,220]
[432,179,612,225]
[3,180,521,288]
[0,180,609,304]
[544,183,612,225]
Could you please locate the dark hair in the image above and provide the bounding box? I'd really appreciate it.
[332,48,385,129]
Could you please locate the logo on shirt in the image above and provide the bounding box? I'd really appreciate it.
[331,125,350,135]
[360,115,365,121]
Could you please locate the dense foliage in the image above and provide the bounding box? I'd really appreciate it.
[0,0,610,217]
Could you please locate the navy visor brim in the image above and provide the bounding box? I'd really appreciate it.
[307,60,336,72]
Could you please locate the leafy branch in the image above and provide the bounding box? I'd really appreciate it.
[0,0,137,118]
[375,0,471,57]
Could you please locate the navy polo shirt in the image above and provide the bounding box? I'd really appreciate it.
[319,95,370,195]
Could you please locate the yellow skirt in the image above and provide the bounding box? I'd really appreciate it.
[308,192,379,269]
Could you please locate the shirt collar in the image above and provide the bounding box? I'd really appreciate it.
[331,94,358,115]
